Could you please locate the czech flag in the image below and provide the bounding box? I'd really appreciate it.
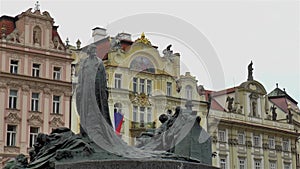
[114,109,124,135]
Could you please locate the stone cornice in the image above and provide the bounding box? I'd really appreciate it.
[0,41,73,62]
[0,72,72,88]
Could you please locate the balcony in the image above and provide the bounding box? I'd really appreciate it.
[129,121,155,137]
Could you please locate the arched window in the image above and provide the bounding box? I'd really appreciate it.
[186,85,193,100]
[33,26,42,45]
[130,56,155,73]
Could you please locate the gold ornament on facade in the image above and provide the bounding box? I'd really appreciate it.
[134,32,152,46]
[129,92,151,107]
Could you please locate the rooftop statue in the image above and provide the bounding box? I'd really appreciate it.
[247,61,254,81]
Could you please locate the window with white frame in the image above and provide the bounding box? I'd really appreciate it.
[9,90,17,109]
[10,60,18,74]
[239,158,246,169]
[53,95,60,114]
[32,63,40,77]
[167,82,172,96]
[269,161,276,169]
[140,107,145,123]
[147,107,152,123]
[29,127,39,147]
[146,80,152,95]
[114,74,122,89]
[186,85,193,100]
[254,159,261,169]
[218,129,226,142]
[238,132,245,145]
[268,136,275,149]
[133,77,138,92]
[283,138,289,151]
[284,163,290,169]
[220,158,226,169]
[6,125,16,146]
[253,134,261,147]
[139,79,145,93]
[133,106,138,122]
[114,103,122,114]
[31,93,39,111]
[53,67,61,80]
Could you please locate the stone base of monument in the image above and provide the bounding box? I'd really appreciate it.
[55,159,218,169]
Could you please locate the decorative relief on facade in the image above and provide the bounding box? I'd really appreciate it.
[291,147,296,154]
[228,139,238,146]
[275,145,282,152]
[10,54,21,60]
[5,113,21,124]
[129,92,151,107]
[212,136,218,143]
[262,143,269,150]
[49,117,65,128]
[0,81,7,92]
[6,29,20,43]
[21,85,30,95]
[246,141,252,148]
[130,56,155,73]
[27,114,43,126]
[7,80,21,89]
[64,91,72,97]
[4,146,20,154]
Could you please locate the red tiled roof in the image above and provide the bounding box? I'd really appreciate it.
[270,97,299,114]
[211,98,225,111]
[0,16,16,35]
[52,26,66,50]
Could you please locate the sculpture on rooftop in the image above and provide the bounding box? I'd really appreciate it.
[247,61,254,81]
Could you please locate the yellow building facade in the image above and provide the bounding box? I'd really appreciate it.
[71,30,209,145]
[208,63,300,169]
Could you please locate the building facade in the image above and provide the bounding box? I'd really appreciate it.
[71,29,209,145]
[208,63,300,169]
[0,8,73,167]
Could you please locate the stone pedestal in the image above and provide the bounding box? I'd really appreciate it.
[56,159,219,169]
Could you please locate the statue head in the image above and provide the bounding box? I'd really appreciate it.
[87,44,97,57]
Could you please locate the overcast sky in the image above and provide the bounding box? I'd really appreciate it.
[1,0,299,102]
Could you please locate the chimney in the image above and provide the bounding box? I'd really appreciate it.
[92,27,107,42]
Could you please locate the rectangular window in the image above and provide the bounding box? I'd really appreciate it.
[139,79,145,93]
[284,163,290,169]
[254,160,261,169]
[133,106,138,122]
[32,63,40,77]
[29,127,39,147]
[6,125,16,146]
[133,77,138,92]
[239,158,246,169]
[114,74,122,89]
[220,158,226,169]
[31,93,39,111]
[238,132,245,145]
[283,139,289,151]
[53,67,61,80]
[218,129,226,142]
[53,95,60,114]
[268,136,275,149]
[140,107,145,123]
[147,107,152,123]
[269,161,276,169]
[10,60,18,74]
[253,134,261,147]
[146,80,152,95]
[167,82,172,96]
[9,90,17,109]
